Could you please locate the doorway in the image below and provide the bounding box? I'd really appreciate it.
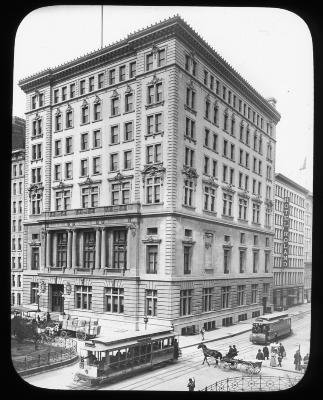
[51,284,64,312]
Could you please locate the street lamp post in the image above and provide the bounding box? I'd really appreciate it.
[61,293,65,315]
[144,316,149,330]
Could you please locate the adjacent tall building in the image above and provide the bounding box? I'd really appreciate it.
[304,192,312,303]
[11,117,26,306]
[273,173,309,310]
[18,16,280,334]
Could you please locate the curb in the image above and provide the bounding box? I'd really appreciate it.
[18,355,79,378]
[180,327,251,349]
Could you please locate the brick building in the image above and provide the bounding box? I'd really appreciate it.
[18,16,280,334]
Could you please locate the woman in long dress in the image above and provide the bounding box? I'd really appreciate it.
[270,352,277,367]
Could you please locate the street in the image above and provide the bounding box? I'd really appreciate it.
[22,309,310,391]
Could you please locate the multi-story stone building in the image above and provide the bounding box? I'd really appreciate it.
[18,16,280,334]
[12,116,26,150]
[273,173,309,310]
[304,192,312,302]
[11,146,25,307]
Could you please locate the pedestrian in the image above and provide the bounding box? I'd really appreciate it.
[227,345,234,358]
[277,354,283,367]
[303,353,309,371]
[279,343,285,358]
[37,314,41,324]
[174,338,179,360]
[270,352,277,367]
[294,350,302,371]
[232,345,238,357]
[256,349,264,360]
[200,327,205,341]
[274,333,278,343]
[187,377,195,391]
[46,311,51,322]
[263,346,269,360]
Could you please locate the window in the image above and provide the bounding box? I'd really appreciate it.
[32,118,42,137]
[93,156,101,174]
[204,156,209,175]
[258,182,261,196]
[146,53,153,71]
[184,246,192,274]
[253,251,259,272]
[224,113,228,131]
[124,150,133,169]
[129,61,136,78]
[75,286,92,310]
[93,102,101,121]
[239,250,246,273]
[111,97,120,116]
[252,203,260,224]
[146,289,157,316]
[31,192,41,214]
[111,125,119,144]
[30,282,39,302]
[265,252,270,273]
[109,69,115,85]
[230,144,235,161]
[98,73,104,89]
[258,160,262,176]
[231,117,235,136]
[12,220,16,232]
[239,172,243,188]
[81,105,89,124]
[253,235,258,246]
[202,288,213,312]
[146,143,162,164]
[54,89,59,103]
[223,192,233,216]
[12,238,15,250]
[237,285,246,305]
[31,167,42,183]
[252,179,256,195]
[222,165,228,183]
[148,82,163,105]
[222,86,226,100]
[31,95,37,109]
[147,245,158,273]
[125,93,133,112]
[251,284,258,303]
[239,198,248,220]
[186,87,195,109]
[65,137,73,154]
[105,287,124,313]
[223,140,228,157]
[113,230,127,270]
[65,162,73,179]
[221,287,230,309]
[54,139,62,156]
[83,231,96,269]
[56,232,67,268]
[253,157,257,173]
[70,83,75,98]
[146,176,161,203]
[110,153,119,172]
[66,109,73,128]
[184,179,194,206]
[210,75,214,90]
[147,113,162,135]
[205,99,210,119]
[93,130,101,148]
[119,65,126,82]
[81,133,89,150]
[185,118,195,139]
[31,248,39,270]
[55,189,71,210]
[55,113,62,131]
[80,159,88,177]
[204,70,208,85]
[180,289,192,316]
[204,186,216,212]
[224,249,230,273]
[157,49,166,67]
[31,143,42,160]
[245,153,249,168]
[82,186,98,208]
[111,181,130,205]
[229,168,234,185]
[124,122,133,141]
[61,86,67,101]
[212,160,217,178]
[18,219,22,231]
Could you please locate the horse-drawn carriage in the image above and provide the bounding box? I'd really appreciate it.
[197,343,262,375]
[60,316,101,340]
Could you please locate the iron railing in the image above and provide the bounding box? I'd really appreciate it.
[12,338,78,372]
[200,375,303,391]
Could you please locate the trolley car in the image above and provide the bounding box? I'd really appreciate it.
[74,328,179,386]
[250,312,292,345]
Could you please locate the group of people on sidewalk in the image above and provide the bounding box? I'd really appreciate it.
[256,342,286,367]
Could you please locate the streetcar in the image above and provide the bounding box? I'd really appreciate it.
[74,328,179,386]
[250,312,292,345]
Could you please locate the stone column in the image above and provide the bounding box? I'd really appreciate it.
[41,229,46,270]
[100,228,106,269]
[107,230,113,269]
[67,230,72,269]
[95,228,101,269]
[52,233,57,267]
[46,231,51,268]
[72,230,77,269]
[79,232,84,268]
[126,227,131,271]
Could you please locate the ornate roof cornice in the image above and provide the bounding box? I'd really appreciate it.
[18,15,280,122]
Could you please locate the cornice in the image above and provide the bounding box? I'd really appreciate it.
[18,15,280,123]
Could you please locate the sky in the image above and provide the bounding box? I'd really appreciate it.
[12,6,313,192]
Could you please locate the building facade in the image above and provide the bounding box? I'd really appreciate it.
[11,148,25,306]
[12,116,26,150]
[304,193,312,302]
[273,173,308,310]
[19,16,280,334]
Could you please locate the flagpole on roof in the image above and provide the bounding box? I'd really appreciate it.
[101,5,103,49]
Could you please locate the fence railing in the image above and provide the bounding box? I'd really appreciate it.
[200,375,303,391]
[12,338,78,372]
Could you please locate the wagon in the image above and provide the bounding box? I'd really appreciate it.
[220,356,262,374]
[60,316,101,340]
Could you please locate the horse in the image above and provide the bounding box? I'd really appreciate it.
[197,343,222,367]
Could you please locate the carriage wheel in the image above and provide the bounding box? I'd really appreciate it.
[229,362,238,370]
[253,366,261,374]
[60,330,68,338]
[76,331,87,341]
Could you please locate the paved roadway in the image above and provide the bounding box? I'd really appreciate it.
[23,310,310,391]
